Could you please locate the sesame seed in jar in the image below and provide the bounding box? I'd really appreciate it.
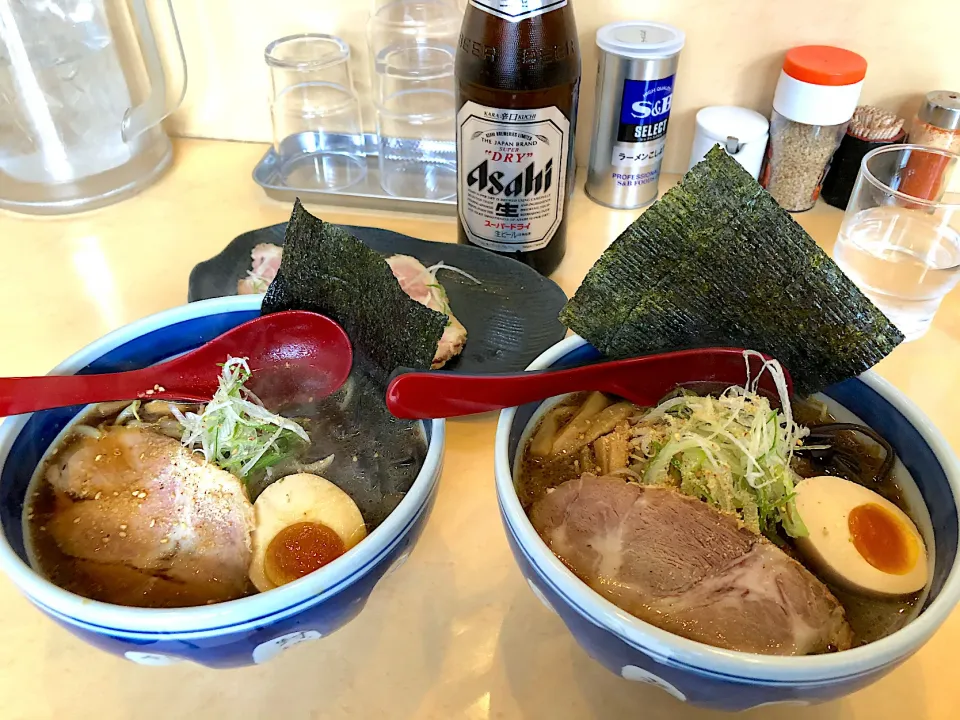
[120,524,127,530]
[150,519,156,528]
[119,532,127,538]
[94,492,102,500]
[160,537,169,544]
[73,517,80,524]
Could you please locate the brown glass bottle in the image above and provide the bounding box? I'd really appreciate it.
[455,1,580,276]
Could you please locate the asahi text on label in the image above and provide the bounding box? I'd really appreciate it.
[457,102,570,253]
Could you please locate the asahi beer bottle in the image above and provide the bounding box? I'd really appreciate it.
[455,0,581,275]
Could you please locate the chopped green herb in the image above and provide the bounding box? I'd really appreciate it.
[642,353,808,539]
[173,357,309,479]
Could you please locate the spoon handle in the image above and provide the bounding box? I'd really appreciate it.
[0,370,203,418]
[386,348,791,420]
[386,364,615,419]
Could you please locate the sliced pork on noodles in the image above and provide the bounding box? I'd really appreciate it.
[39,426,255,606]
[531,474,853,655]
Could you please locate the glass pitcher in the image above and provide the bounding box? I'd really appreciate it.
[0,0,186,214]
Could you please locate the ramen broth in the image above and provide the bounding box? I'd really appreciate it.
[24,368,427,608]
[517,391,932,650]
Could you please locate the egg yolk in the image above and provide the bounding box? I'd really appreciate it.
[264,522,346,587]
[848,503,918,575]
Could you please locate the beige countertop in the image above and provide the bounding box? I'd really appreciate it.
[1,138,958,720]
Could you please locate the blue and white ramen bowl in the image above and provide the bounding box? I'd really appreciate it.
[495,336,960,712]
[0,296,444,668]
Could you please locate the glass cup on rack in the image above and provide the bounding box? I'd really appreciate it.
[367,0,460,102]
[833,144,960,340]
[376,81,456,200]
[368,1,458,200]
[265,34,366,191]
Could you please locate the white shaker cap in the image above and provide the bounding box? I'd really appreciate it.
[596,21,685,59]
[688,106,770,178]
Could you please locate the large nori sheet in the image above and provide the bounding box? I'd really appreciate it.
[261,200,447,385]
[561,146,904,394]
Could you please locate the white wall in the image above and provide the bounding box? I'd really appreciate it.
[162,0,960,173]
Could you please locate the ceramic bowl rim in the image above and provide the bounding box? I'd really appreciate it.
[0,295,445,635]
[495,335,960,684]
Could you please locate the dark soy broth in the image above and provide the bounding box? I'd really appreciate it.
[25,364,428,607]
[254,368,428,529]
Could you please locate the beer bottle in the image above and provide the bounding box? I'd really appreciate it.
[455,1,581,275]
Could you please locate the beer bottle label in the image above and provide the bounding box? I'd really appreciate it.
[457,102,570,253]
[610,75,675,182]
[469,0,567,23]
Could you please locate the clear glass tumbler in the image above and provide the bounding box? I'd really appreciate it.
[265,34,366,191]
[834,144,960,340]
[377,86,456,200]
[367,0,460,102]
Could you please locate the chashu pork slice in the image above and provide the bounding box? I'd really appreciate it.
[530,474,853,655]
[45,427,255,604]
[387,254,467,368]
[237,244,467,368]
[238,243,284,295]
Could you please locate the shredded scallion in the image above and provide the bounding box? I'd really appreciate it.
[172,357,309,479]
[641,352,809,539]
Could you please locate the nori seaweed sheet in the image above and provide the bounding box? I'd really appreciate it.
[560,145,904,395]
[261,200,447,385]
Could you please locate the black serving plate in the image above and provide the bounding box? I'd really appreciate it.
[188,223,568,374]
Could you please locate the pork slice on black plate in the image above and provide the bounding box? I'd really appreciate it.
[530,474,853,655]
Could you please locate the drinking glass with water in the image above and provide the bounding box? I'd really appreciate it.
[834,144,960,340]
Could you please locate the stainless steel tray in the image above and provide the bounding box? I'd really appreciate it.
[252,133,456,216]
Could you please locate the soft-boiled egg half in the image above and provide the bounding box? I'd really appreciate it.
[249,473,367,592]
[793,475,928,597]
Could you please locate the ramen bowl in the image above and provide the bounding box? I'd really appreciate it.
[0,295,444,668]
[495,336,960,711]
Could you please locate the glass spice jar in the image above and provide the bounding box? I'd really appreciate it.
[909,91,960,153]
[760,46,867,212]
[900,91,960,201]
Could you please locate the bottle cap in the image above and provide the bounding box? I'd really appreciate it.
[783,46,867,87]
[918,91,960,132]
[596,21,685,59]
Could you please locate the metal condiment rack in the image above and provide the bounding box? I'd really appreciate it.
[252,133,456,216]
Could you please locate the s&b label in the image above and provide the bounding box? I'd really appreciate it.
[457,102,570,252]
[470,0,568,23]
[611,75,675,170]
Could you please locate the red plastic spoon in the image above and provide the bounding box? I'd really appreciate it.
[386,348,791,419]
[0,311,353,417]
